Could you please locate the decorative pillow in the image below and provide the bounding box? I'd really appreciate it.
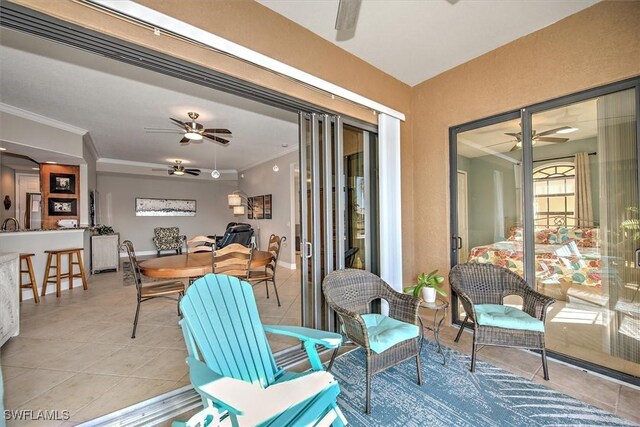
[535,228,558,244]
[508,226,523,241]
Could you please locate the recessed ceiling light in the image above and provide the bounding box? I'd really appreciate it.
[0,147,6,151]
[556,127,578,134]
[45,161,57,164]
[211,170,220,179]
[32,167,40,170]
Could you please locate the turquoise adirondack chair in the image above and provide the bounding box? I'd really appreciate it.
[173,274,347,427]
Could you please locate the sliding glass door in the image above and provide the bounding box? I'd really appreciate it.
[300,114,379,331]
[450,79,640,380]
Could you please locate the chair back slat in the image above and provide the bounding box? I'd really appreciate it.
[180,274,278,388]
[186,235,216,253]
[120,240,143,293]
[213,244,253,279]
[265,234,286,275]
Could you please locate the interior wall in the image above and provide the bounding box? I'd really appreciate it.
[97,173,238,253]
[410,1,640,296]
[239,150,298,266]
[1,162,16,223]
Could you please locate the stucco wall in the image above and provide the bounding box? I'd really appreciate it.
[409,1,640,296]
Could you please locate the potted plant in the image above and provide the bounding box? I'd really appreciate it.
[95,225,114,235]
[404,270,447,303]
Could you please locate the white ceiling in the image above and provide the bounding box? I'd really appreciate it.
[0,28,299,174]
[258,0,600,86]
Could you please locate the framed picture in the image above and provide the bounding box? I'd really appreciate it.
[253,195,264,220]
[264,194,272,219]
[49,173,76,194]
[247,196,254,220]
[135,198,196,216]
[48,198,77,216]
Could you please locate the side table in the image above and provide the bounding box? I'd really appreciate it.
[418,298,449,365]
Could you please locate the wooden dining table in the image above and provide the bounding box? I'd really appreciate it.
[138,250,273,279]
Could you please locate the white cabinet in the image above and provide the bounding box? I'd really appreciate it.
[0,252,19,347]
[91,233,120,274]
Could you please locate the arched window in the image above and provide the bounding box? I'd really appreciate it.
[533,162,576,227]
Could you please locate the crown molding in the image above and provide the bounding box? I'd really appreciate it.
[0,102,88,135]
[239,145,299,172]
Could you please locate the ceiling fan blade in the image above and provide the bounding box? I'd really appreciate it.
[203,134,229,145]
[179,137,191,144]
[203,128,232,134]
[144,128,184,133]
[168,170,175,175]
[170,118,188,128]
[185,170,201,176]
[536,136,570,143]
[194,122,204,131]
[151,168,168,171]
[536,126,572,137]
[335,0,361,30]
[509,144,521,152]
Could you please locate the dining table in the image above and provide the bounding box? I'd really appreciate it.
[138,250,273,279]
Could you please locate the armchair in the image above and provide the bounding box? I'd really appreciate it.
[174,274,346,426]
[323,269,422,414]
[152,227,186,256]
[450,263,555,379]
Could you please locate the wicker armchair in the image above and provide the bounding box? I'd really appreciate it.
[450,263,555,379]
[323,269,423,414]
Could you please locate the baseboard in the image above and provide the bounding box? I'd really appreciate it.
[278,260,296,270]
[20,279,85,301]
[120,250,158,258]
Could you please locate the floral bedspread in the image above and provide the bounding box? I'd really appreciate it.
[468,240,602,288]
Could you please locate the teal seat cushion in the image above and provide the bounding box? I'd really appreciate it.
[475,304,544,332]
[361,314,419,354]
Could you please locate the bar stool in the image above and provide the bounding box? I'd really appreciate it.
[19,253,40,303]
[41,248,88,298]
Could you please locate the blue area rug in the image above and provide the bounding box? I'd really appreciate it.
[330,340,636,426]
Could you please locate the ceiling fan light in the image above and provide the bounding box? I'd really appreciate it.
[556,127,578,134]
[185,131,203,140]
[173,170,185,176]
[211,169,221,179]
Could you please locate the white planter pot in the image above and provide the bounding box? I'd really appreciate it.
[422,287,437,303]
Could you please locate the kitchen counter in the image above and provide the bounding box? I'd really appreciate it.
[0,229,92,300]
[0,227,91,234]
[0,252,19,346]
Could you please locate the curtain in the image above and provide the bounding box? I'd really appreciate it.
[597,88,639,362]
[574,152,593,227]
[493,170,505,241]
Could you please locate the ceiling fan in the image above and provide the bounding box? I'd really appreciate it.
[152,160,201,176]
[145,112,232,145]
[505,126,572,151]
[335,0,361,30]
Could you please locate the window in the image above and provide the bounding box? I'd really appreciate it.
[533,162,575,227]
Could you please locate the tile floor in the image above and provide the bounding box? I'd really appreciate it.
[1,261,301,426]
[2,264,639,426]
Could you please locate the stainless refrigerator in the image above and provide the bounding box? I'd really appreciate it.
[24,192,42,229]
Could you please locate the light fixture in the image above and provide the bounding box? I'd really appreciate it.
[556,127,578,134]
[228,193,242,206]
[0,147,6,151]
[184,131,203,140]
[211,147,220,179]
[45,161,57,164]
[272,164,279,172]
[31,167,39,171]
[173,170,185,176]
[233,206,245,215]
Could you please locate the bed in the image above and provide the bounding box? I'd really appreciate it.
[467,226,609,306]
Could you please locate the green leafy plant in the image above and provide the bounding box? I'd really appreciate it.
[95,225,114,235]
[403,269,447,298]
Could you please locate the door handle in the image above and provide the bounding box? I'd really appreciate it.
[304,241,313,259]
[457,237,462,250]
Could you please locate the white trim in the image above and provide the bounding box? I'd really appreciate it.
[278,260,296,270]
[119,250,157,257]
[0,102,88,135]
[97,157,235,173]
[289,162,297,270]
[239,145,299,172]
[377,113,402,292]
[89,0,406,121]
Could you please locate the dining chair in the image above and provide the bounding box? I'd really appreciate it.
[450,263,555,379]
[323,269,423,414]
[248,234,286,306]
[172,274,346,426]
[120,240,186,339]
[185,235,216,253]
[213,243,253,280]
